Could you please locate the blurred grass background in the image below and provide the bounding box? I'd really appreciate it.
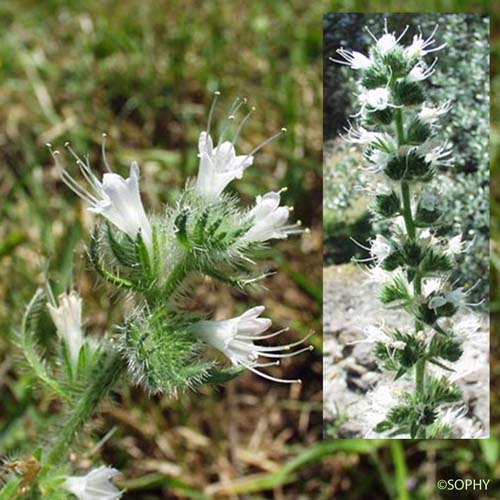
[0,0,498,498]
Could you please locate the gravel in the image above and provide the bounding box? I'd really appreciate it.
[323,263,490,438]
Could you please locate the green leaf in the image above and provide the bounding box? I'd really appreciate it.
[0,477,21,500]
[89,227,135,289]
[21,289,68,399]
[394,366,408,380]
[428,358,454,372]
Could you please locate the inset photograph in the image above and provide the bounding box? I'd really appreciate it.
[323,13,489,439]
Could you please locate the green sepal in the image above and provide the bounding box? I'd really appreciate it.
[420,248,453,274]
[204,366,246,385]
[379,275,412,307]
[392,79,425,106]
[89,227,135,289]
[362,64,389,89]
[406,117,432,144]
[428,333,463,362]
[402,240,422,267]
[364,107,394,126]
[381,47,409,76]
[135,230,153,282]
[21,289,68,399]
[425,376,461,404]
[106,223,137,268]
[374,420,393,433]
[175,207,191,248]
[415,204,442,227]
[193,207,210,244]
[410,420,419,439]
[373,191,401,218]
[381,249,404,271]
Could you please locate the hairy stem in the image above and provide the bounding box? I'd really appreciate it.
[401,181,416,241]
[395,108,405,145]
[47,349,126,465]
[395,106,427,422]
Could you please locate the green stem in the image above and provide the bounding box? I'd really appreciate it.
[415,358,425,397]
[47,349,126,465]
[395,108,405,145]
[395,106,427,432]
[401,181,415,241]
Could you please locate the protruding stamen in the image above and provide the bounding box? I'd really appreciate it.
[101,133,112,173]
[241,360,301,384]
[231,106,255,146]
[365,25,378,43]
[216,97,245,148]
[64,142,102,194]
[48,144,100,206]
[396,25,409,43]
[206,90,221,136]
[255,345,314,359]
[235,327,290,341]
[235,331,313,352]
[239,127,287,167]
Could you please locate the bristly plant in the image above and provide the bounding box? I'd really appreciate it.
[1,94,312,499]
[332,20,484,439]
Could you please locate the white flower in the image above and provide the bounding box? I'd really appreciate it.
[405,26,446,58]
[422,277,443,297]
[365,20,409,55]
[370,234,392,264]
[452,314,482,342]
[417,140,453,168]
[330,49,373,69]
[366,149,392,171]
[418,100,451,124]
[63,466,122,500]
[407,59,438,82]
[352,324,406,350]
[343,124,384,145]
[244,191,298,242]
[47,291,84,369]
[49,143,152,248]
[191,306,311,383]
[429,288,468,311]
[195,130,254,198]
[362,264,391,284]
[446,234,473,255]
[438,406,484,438]
[358,87,391,111]
[194,93,286,199]
[355,379,410,437]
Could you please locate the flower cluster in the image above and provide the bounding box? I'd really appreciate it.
[334,21,484,438]
[3,95,311,498]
